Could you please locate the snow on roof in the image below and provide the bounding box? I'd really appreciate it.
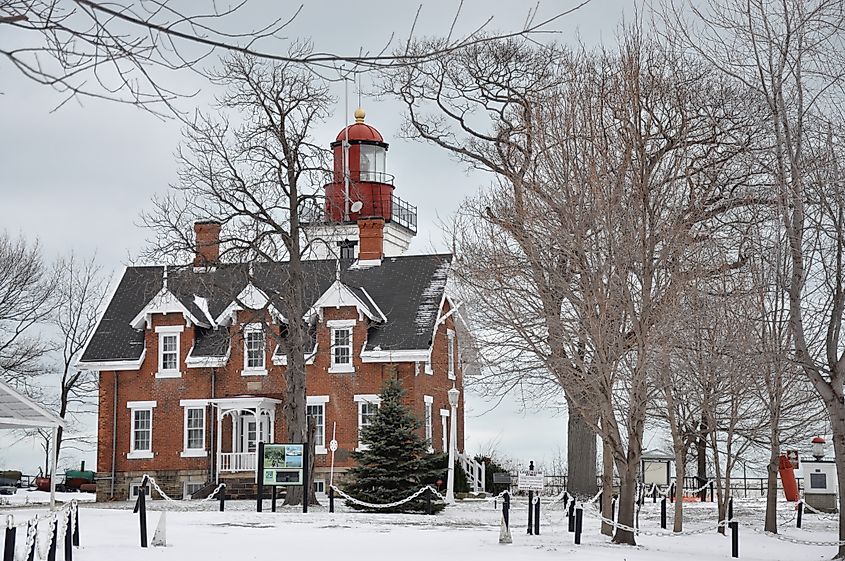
[0,381,64,430]
[414,260,450,335]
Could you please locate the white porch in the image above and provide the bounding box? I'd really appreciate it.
[207,396,281,481]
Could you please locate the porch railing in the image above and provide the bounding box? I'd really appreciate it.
[457,452,486,494]
[219,452,257,473]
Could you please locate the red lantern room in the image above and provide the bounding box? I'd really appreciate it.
[325,107,397,223]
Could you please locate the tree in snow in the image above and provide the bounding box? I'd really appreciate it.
[344,377,445,513]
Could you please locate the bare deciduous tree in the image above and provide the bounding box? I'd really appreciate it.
[0,233,54,388]
[400,29,759,544]
[1,0,592,115]
[664,0,845,551]
[141,52,331,505]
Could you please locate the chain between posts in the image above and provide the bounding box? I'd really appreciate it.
[329,485,446,509]
[580,502,729,537]
[749,527,845,547]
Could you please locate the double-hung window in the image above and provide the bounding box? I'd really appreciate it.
[155,325,183,378]
[181,403,206,457]
[447,329,456,380]
[127,401,156,459]
[424,395,433,451]
[306,396,329,454]
[354,394,381,450]
[328,319,355,373]
[242,324,267,375]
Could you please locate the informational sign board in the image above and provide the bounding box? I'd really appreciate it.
[492,473,511,485]
[517,471,544,491]
[787,450,799,470]
[261,443,304,486]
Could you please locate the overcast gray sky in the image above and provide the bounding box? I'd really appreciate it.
[0,0,634,474]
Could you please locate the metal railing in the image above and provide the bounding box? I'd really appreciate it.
[301,194,417,234]
[219,452,257,473]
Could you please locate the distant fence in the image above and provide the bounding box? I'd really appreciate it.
[490,473,802,499]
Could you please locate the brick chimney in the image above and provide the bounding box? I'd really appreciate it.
[194,221,221,267]
[357,218,384,262]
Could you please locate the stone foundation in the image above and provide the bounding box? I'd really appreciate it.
[96,469,208,501]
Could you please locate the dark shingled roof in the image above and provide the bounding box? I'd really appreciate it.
[80,254,452,363]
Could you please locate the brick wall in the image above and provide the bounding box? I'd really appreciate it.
[97,298,464,500]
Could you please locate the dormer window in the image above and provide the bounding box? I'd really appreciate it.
[242,324,267,376]
[155,325,183,378]
[327,319,355,373]
[339,240,357,260]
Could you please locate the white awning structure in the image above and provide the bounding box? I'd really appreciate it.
[0,380,65,508]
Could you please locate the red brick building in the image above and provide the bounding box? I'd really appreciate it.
[79,110,473,500]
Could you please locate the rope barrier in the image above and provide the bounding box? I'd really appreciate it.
[329,485,445,509]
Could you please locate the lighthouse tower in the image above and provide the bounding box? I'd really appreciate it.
[305,108,417,263]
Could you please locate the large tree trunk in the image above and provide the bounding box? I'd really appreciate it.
[828,400,845,559]
[612,461,638,545]
[600,437,614,537]
[567,395,597,498]
[696,414,708,501]
[764,426,780,533]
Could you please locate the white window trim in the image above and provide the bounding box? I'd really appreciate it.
[241,323,268,376]
[129,481,151,498]
[183,480,206,499]
[424,395,434,452]
[181,406,207,458]
[328,319,356,374]
[447,329,456,380]
[307,395,330,454]
[155,325,184,379]
[425,358,433,375]
[354,394,381,451]
[313,479,326,493]
[440,409,450,454]
[127,401,156,460]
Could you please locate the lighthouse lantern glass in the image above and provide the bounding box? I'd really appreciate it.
[359,145,386,182]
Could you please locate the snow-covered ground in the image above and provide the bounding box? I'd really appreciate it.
[0,489,96,507]
[0,494,839,560]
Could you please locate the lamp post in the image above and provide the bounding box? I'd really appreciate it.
[446,385,460,504]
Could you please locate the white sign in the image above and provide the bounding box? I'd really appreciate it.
[329,439,338,452]
[517,471,544,491]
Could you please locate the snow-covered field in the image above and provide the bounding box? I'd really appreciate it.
[1,494,840,560]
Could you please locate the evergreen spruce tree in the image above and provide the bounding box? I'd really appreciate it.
[344,377,445,513]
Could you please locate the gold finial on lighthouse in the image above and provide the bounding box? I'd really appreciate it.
[354,107,366,123]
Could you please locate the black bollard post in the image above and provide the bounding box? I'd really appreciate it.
[137,482,148,548]
[729,520,739,558]
[329,486,335,514]
[64,510,72,561]
[574,506,583,545]
[568,501,575,532]
[728,497,734,521]
[219,485,226,512]
[797,501,803,529]
[527,490,534,535]
[271,486,277,513]
[3,520,15,561]
[669,482,676,503]
[563,492,569,510]
[46,519,57,561]
[652,486,657,503]
[426,487,432,516]
[72,503,79,548]
[534,496,540,535]
[503,492,510,530]
[710,481,715,502]
[660,497,667,529]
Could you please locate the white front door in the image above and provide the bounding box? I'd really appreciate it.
[240,416,257,452]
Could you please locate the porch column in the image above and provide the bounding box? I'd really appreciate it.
[232,412,239,452]
[216,410,223,483]
[269,409,276,444]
